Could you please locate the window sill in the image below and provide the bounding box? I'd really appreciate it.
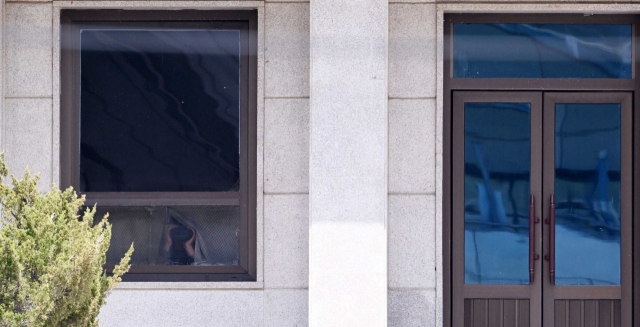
[115,281,264,290]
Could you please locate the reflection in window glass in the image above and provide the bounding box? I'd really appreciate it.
[454,24,632,78]
[80,30,241,192]
[555,104,621,286]
[97,206,240,266]
[464,102,530,285]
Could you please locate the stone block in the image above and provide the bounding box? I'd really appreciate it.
[264,289,308,327]
[4,98,53,192]
[264,99,309,193]
[391,0,434,2]
[98,290,264,327]
[389,4,436,98]
[265,3,309,97]
[5,3,52,97]
[389,99,436,194]
[264,194,309,288]
[389,194,436,288]
[389,289,436,327]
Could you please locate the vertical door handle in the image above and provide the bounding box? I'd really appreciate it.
[544,194,555,284]
[529,195,540,283]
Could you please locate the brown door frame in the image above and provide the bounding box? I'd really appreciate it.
[443,13,640,327]
[452,91,543,327]
[541,92,632,327]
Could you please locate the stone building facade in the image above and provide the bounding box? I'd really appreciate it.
[2,0,634,326]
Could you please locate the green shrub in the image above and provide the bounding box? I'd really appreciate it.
[0,154,133,327]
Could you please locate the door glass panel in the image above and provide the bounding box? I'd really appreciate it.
[555,104,621,286]
[453,24,632,78]
[464,102,531,285]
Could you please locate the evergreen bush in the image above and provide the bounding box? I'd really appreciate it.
[0,154,133,327]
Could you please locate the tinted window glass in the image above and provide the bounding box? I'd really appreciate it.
[80,30,240,192]
[94,206,240,266]
[464,102,531,285]
[454,24,632,78]
[554,103,621,285]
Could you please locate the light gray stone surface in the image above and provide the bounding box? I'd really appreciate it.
[391,0,434,3]
[264,99,309,193]
[265,2,309,98]
[389,4,436,98]
[256,4,266,283]
[3,98,53,192]
[309,0,388,325]
[98,290,264,327]
[435,9,445,327]
[389,194,436,288]
[51,8,61,186]
[389,99,436,194]
[5,3,52,97]
[435,153,444,327]
[264,289,308,327]
[115,281,264,290]
[53,1,265,8]
[389,289,436,327]
[264,194,309,288]
[389,0,436,4]
[57,0,264,2]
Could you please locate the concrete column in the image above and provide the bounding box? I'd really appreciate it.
[309,1,388,326]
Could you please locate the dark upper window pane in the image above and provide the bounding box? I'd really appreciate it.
[453,24,632,78]
[80,29,240,192]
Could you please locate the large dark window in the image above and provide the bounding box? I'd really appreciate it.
[80,29,241,193]
[61,10,257,281]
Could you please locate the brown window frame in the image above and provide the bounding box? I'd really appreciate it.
[443,13,640,326]
[60,9,258,282]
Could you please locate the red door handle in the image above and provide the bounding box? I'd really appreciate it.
[529,195,540,283]
[544,194,555,284]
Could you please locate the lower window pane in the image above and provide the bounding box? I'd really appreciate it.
[91,206,240,266]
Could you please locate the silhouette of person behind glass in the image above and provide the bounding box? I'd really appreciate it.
[162,217,197,265]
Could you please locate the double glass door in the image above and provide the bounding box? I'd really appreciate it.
[452,92,631,327]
